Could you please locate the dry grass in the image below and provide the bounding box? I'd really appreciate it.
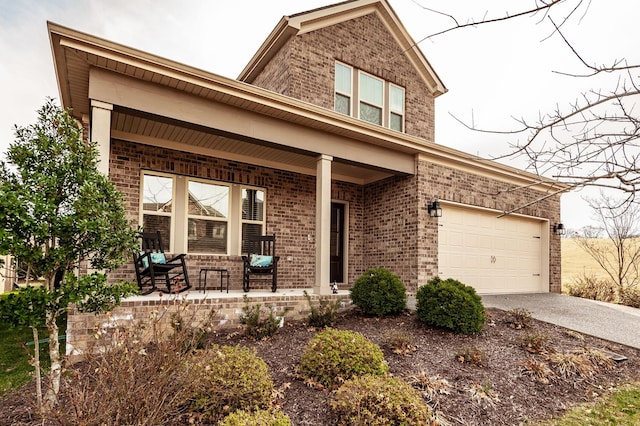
[561,238,612,287]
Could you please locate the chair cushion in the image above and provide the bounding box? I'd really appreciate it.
[250,254,273,267]
[140,252,167,269]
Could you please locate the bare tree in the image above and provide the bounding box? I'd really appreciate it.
[573,192,640,290]
[413,0,640,208]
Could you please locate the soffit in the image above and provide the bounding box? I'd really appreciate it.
[111,108,393,184]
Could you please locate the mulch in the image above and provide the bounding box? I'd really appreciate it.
[2,307,640,425]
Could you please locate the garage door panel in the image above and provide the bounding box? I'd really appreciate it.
[438,205,547,294]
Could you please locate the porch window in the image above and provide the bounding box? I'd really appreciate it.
[241,188,265,253]
[141,173,174,247]
[140,171,266,256]
[187,180,229,254]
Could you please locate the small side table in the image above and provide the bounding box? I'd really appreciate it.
[198,268,230,293]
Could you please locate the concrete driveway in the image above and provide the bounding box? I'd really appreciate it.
[482,293,640,349]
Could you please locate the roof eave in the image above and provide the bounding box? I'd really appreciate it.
[238,0,447,97]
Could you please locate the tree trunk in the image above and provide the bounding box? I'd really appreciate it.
[43,310,61,410]
[31,326,43,411]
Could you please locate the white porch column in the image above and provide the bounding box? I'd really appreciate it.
[314,154,333,295]
[90,100,113,175]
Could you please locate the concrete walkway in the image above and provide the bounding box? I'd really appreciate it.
[482,293,640,349]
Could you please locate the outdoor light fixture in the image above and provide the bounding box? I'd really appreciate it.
[553,223,566,236]
[427,198,442,218]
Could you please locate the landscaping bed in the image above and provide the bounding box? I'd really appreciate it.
[2,307,640,425]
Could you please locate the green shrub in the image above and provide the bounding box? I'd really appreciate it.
[219,408,292,426]
[299,328,388,388]
[331,375,432,425]
[416,276,486,335]
[349,267,407,316]
[188,345,274,421]
[303,290,343,327]
[239,296,283,339]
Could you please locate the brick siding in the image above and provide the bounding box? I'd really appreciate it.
[109,140,366,291]
[66,293,352,361]
[248,12,436,142]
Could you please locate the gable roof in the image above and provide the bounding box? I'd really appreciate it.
[47,19,563,192]
[238,0,447,97]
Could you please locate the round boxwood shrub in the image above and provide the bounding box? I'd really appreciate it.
[299,328,388,388]
[188,345,274,421]
[416,276,486,335]
[350,267,407,316]
[219,408,291,426]
[331,375,432,425]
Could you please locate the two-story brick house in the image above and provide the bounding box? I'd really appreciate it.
[48,0,563,297]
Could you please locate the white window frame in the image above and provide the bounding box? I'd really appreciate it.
[186,177,231,255]
[389,83,405,132]
[140,171,177,252]
[239,186,267,254]
[140,171,267,256]
[334,62,353,116]
[334,61,405,132]
[358,71,385,126]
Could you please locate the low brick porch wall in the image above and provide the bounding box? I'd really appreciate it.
[65,289,352,360]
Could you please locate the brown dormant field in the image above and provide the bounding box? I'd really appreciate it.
[561,238,613,288]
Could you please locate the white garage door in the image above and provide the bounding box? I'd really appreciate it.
[438,205,547,294]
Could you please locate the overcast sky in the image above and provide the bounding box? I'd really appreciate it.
[1,0,638,229]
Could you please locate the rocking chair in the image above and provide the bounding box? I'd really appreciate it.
[242,234,279,292]
[133,231,191,295]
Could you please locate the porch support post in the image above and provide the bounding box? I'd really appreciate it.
[314,154,333,295]
[90,100,113,175]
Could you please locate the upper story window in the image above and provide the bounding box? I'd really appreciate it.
[359,72,383,125]
[390,84,405,132]
[334,62,405,132]
[141,171,266,255]
[335,62,352,115]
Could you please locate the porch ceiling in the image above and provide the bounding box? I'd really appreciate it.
[111,109,394,184]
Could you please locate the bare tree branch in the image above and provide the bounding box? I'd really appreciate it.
[410,1,640,213]
[409,0,564,43]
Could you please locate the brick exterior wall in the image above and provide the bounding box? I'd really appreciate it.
[359,157,562,294]
[108,142,561,295]
[66,293,352,360]
[416,158,562,293]
[109,140,366,291]
[249,12,436,142]
[363,174,420,288]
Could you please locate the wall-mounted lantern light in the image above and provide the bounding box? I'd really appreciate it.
[428,198,442,218]
[553,223,566,236]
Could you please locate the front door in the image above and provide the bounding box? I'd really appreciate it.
[330,203,345,283]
